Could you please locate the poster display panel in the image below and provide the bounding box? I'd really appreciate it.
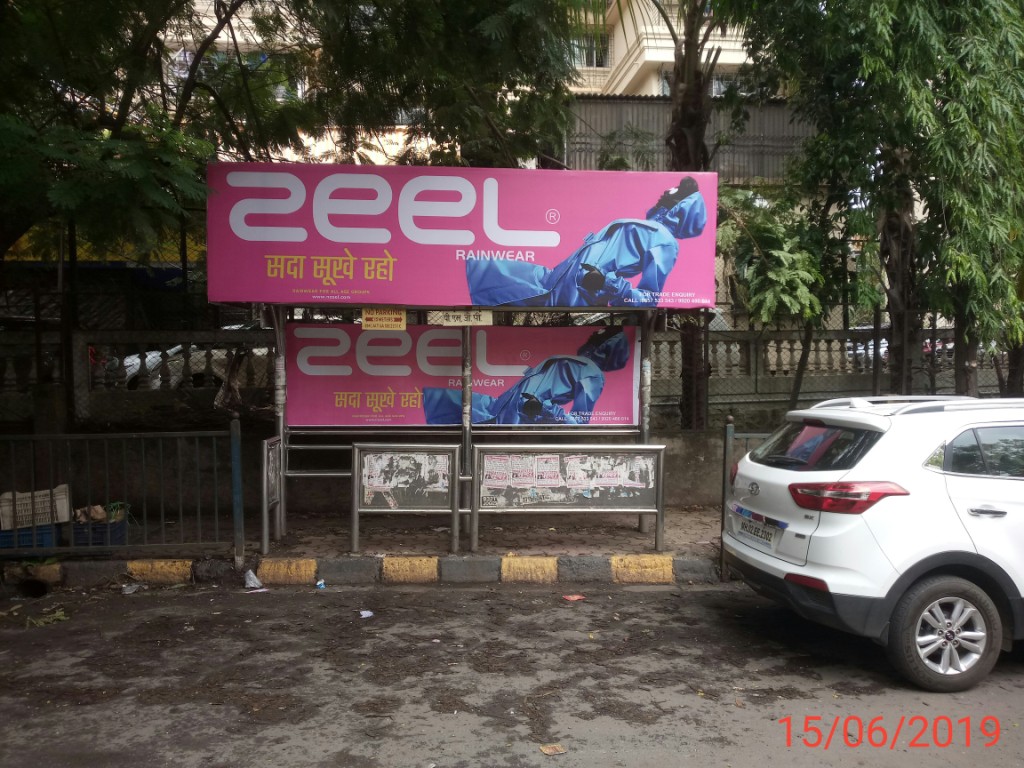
[285,324,640,428]
[350,444,462,553]
[207,164,716,309]
[357,449,453,510]
[476,448,660,511]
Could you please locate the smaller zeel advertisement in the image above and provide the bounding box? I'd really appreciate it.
[285,324,640,428]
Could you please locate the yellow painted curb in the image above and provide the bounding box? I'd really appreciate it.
[611,555,674,584]
[2,562,62,586]
[257,558,317,585]
[127,559,193,584]
[381,556,438,583]
[500,556,558,583]
[27,563,62,585]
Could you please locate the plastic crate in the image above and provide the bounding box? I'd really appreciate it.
[67,519,127,546]
[0,524,58,549]
[0,484,71,529]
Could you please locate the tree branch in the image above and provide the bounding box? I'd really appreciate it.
[172,0,251,129]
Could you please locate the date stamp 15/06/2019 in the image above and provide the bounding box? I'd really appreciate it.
[779,715,1002,750]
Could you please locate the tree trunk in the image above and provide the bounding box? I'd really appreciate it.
[665,2,712,173]
[952,324,979,396]
[788,323,814,410]
[657,2,720,428]
[1005,345,1024,395]
[877,151,919,395]
[679,317,707,429]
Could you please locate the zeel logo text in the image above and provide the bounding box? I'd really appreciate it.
[226,171,561,248]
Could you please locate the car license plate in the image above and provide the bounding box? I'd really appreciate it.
[737,517,777,548]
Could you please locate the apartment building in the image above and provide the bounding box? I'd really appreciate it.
[571,3,747,97]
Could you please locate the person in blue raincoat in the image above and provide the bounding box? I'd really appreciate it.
[423,328,631,425]
[465,177,707,308]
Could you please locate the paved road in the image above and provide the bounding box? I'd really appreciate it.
[1,581,1022,767]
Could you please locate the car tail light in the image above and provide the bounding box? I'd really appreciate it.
[788,481,909,514]
[784,573,829,592]
[729,462,739,486]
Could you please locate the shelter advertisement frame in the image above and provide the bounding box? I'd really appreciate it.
[470,444,665,552]
[260,436,282,555]
[223,163,721,551]
[351,443,461,553]
[285,323,641,428]
[207,164,717,310]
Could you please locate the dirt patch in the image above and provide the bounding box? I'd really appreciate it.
[271,505,724,558]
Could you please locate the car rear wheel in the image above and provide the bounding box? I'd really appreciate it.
[887,576,1001,692]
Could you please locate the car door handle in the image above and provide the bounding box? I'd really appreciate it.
[969,508,1008,518]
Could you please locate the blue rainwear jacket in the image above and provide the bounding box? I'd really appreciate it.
[423,331,631,425]
[465,191,707,308]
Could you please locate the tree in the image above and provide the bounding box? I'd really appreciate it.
[0,0,323,262]
[733,0,1024,395]
[290,0,600,169]
[609,1,731,173]
[1,0,604,264]
[607,2,738,428]
[717,186,857,408]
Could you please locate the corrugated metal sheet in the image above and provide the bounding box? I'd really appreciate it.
[566,96,813,182]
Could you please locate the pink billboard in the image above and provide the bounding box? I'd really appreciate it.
[286,324,640,428]
[207,164,716,309]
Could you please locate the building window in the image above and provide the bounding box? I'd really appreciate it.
[572,33,610,68]
[659,70,672,96]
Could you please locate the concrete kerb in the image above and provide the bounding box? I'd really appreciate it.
[257,554,720,586]
[4,553,719,590]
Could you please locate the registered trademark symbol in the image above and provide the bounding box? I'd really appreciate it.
[520,349,532,362]
[545,209,560,224]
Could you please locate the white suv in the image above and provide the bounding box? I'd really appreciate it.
[723,396,1024,692]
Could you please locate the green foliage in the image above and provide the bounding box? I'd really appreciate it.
[0,0,280,258]
[718,188,823,325]
[732,0,1024,354]
[292,0,598,167]
[1,0,602,262]
[596,123,659,171]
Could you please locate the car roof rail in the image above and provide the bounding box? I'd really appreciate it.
[809,396,970,410]
[899,397,1024,414]
[866,398,1024,416]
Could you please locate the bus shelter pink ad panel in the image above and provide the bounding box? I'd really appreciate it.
[285,324,640,428]
[208,164,716,309]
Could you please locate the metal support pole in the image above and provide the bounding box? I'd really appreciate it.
[261,442,270,556]
[638,312,653,534]
[720,417,734,582]
[450,447,460,554]
[350,446,361,553]
[230,417,244,569]
[640,312,652,444]
[461,325,472,474]
[461,325,473,542]
[271,306,287,539]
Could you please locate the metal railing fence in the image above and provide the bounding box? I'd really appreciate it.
[1,420,244,564]
[3,324,1016,431]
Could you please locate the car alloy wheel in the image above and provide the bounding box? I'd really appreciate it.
[887,576,1002,692]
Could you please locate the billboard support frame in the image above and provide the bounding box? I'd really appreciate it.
[261,310,665,553]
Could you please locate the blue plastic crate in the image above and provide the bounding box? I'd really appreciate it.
[68,519,127,546]
[0,524,58,549]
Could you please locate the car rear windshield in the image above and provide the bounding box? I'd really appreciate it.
[749,421,882,471]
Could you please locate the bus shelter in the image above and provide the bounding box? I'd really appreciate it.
[207,163,717,554]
